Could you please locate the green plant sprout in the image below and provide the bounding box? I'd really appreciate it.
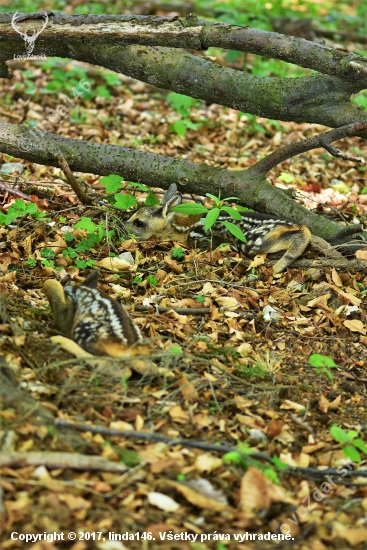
[171,246,185,259]
[172,192,248,245]
[309,354,337,380]
[166,92,204,136]
[330,424,367,463]
[100,175,158,207]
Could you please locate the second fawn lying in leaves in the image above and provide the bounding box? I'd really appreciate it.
[126,184,314,274]
[43,270,148,357]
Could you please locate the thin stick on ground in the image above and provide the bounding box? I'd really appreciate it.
[54,419,367,484]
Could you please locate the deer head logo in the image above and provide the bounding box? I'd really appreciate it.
[11,12,48,56]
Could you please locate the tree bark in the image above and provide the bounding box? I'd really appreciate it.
[0,120,354,241]
[0,13,366,243]
[1,13,366,83]
[0,14,366,129]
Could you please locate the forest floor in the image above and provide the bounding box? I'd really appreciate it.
[0,53,367,550]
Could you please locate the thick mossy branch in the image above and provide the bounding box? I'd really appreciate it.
[1,13,367,84]
[247,120,367,176]
[0,16,366,128]
[0,120,349,240]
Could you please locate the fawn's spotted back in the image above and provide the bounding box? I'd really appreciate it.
[126,184,311,274]
[44,270,143,357]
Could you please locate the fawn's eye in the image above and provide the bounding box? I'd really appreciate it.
[133,219,146,229]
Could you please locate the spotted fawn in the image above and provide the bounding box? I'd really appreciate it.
[44,270,144,357]
[126,184,312,274]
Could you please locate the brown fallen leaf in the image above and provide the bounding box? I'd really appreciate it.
[343,319,366,335]
[195,453,222,473]
[306,293,331,308]
[331,267,343,287]
[247,253,266,270]
[319,394,341,413]
[168,405,190,424]
[164,255,184,274]
[355,249,367,261]
[332,521,367,545]
[329,284,361,306]
[97,257,136,271]
[164,479,229,511]
[280,400,306,412]
[265,418,284,438]
[240,466,294,515]
[178,374,199,402]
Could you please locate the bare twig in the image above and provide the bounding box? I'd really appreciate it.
[247,120,367,177]
[0,451,128,473]
[57,155,93,205]
[54,419,367,483]
[0,182,32,200]
[131,304,211,315]
[291,258,367,271]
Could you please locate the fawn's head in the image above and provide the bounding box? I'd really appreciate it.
[126,184,202,244]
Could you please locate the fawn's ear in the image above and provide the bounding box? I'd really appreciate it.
[160,184,182,217]
[43,279,75,337]
[81,270,99,289]
[162,194,182,218]
[160,183,178,205]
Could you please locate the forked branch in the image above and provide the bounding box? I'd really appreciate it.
[247,120,367,177]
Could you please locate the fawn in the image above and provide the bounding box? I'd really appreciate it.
[126,184,313,274]
[44,270,145,357]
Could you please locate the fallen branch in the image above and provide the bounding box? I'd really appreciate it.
[1,13,366,84]
[57,156,94,205]
[0,182,32,201]
[247,120,367,177]
[132,304,210,315]
[291,258,367,271]
[55,419,367,483]
[0,451,128,473]
[0,120,354,241]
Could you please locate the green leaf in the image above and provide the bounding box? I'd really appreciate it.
[170,346,183,355]
[330,424,350,444]
[129,182,150,191]
[309,354,336,368]
[343,445,361,462]
[146,274,158,286]
[145,193,159,206]
[172,120,187,136]
[172,247,185,259]
[271,456,289,470]
[264,468,280,484]
[221,221,247,243]
[26,258,36,266]
[278,172,295,183]
[204,207,220,231]
[97,85,111,99]
[221,206,242,220]
[226,49,242,62]
[41,248,56,259]
[205,192,220,204]
[113,194,138,210]
[172,203,208,215]
[237,205,254,212]
[100,174,124,193]
[74,217,98,233]
[353,439,367,454]
[166,92,195,115]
